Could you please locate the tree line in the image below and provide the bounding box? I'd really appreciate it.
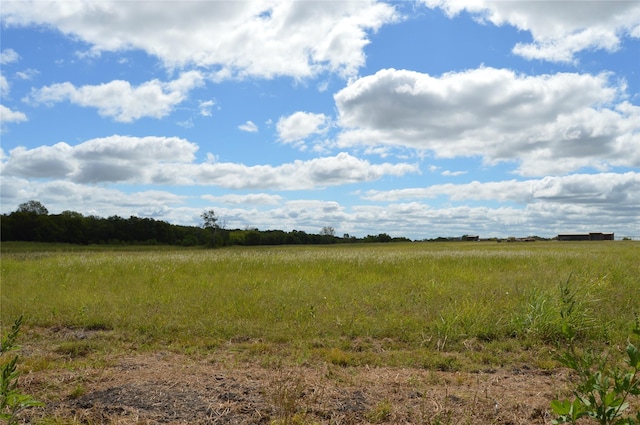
[1,201,407,247]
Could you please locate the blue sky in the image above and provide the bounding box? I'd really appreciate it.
[1,1,639,239]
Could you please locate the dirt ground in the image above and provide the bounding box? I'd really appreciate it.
[18,346,569,425]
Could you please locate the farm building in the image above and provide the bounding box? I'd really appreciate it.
[557,232,614,241]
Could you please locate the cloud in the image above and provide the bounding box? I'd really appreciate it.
[185,152,418,190]
[1,136,418,190]
[352,172,640,237]
[363,172,640,208]
[208,196,637,239]
[0,176,186,218]
[0,104,28,125]
[202,193,282,205]
[0,76,9,97]
[0,49,20,64]
[2,1,399,79]
[441,170,467,177]
[199,100,215,117]
[334,67,639,176]
[1,135,198,182]
[3,170,637,238]
[28,71,204,122]
[422,1,640,63]
[16,69,40,80]
[277,111,329,143]
[238,120,258,133]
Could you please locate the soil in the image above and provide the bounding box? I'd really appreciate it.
[19,348,569,424]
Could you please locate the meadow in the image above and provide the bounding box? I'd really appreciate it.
[1,241,639,423]
[3,241,640,365]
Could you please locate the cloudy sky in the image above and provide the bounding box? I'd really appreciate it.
[1,1,639,239]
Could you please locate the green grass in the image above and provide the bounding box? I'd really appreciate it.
[2,241,639,369]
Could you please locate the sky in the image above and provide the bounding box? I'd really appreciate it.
[1,1,639,240]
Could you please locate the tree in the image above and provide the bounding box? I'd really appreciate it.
[201,209,219,247]
[320,226,335,236]
[17,200,48,215]
[9,201,51,241]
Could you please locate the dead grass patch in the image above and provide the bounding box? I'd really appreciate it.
[18,349,574,424]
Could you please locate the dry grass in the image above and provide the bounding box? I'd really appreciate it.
[20,343,566,424]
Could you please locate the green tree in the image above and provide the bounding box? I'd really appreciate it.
[201,209,219,247]
[17,200,48,215]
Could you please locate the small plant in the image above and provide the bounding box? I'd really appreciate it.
[269,371,306,425]
[1,316,44,424]
[366,399,392,423]
[551,279,640,425]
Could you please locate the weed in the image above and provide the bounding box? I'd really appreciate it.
[1,316,44,424]
[551,282,640,425]
[269,371,306,425]
[366,399,392,423]
[68,384,86,399]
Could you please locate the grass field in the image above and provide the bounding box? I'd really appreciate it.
[1,241,639,423]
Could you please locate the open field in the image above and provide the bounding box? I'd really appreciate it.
[1,241,639,424]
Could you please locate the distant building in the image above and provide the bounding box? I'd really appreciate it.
[557,232,614,241]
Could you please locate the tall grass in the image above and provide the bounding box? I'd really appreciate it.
[2,241,638,366]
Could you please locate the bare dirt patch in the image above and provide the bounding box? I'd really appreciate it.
[20,350,566,424]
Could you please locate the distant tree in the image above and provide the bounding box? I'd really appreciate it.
[378,233,392,242]
[365,233,392,243]
[244,230,262,246]
[56,210,87,244]
[17,200,48,215]
[320,226,335,237]
[6,201,52,241]
[201,209,219,247]
[60,210,83,219]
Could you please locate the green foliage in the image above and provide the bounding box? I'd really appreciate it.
[551,287,640,425]
[1,316,44,424]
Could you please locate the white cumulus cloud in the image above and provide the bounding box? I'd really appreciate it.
[1,136,418,190]
[334,67,639,176]
[184,152,418,190]
[277,111,329,143]
[1,135,198,182]
[28,71,204,122]
[422,0,640,63]
[363,172,640,209]
[2,1,399,79]
[0,104,27,125]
